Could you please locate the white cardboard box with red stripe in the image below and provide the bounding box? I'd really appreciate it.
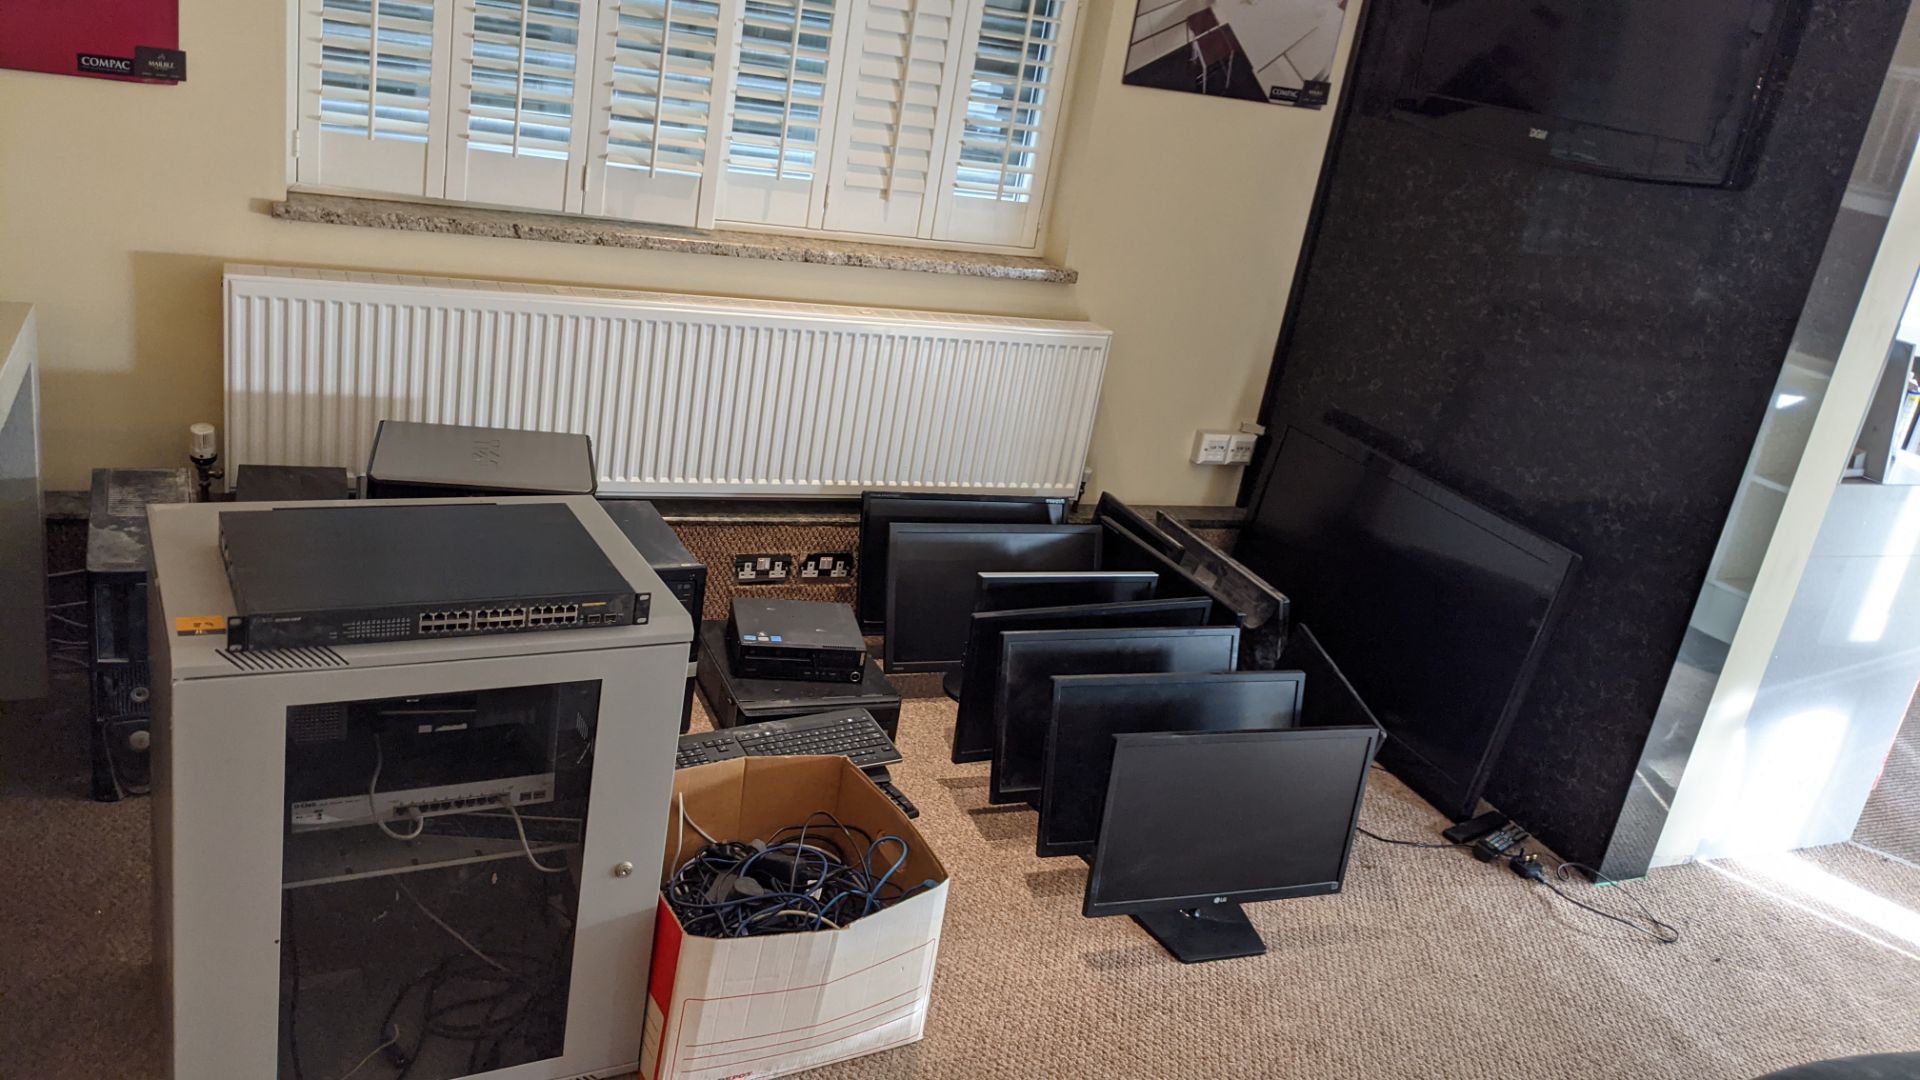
[641,755,949,1080]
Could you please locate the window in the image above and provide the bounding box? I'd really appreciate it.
[292,0,1081,252]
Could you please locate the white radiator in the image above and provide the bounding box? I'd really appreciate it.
[222,265,1110,497]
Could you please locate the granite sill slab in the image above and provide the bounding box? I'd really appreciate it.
[270,192,1078,284]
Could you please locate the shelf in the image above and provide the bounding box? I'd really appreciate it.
[283,818,581,889]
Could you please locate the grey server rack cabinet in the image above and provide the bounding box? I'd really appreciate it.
[148,496,692,1080]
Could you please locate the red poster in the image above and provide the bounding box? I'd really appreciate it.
[0,0,184,84]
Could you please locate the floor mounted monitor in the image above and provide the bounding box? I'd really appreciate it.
[950,597,1214,763]
[990,626,1241,806]
[1084,727,1380,963]
[857,492,1068,632]
[1237,424,1579,821]
[882,523,1101,675]
[1035,670,1307,859]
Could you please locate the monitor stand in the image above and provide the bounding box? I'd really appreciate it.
[1133,905,1267,964]
[942,670,963,701]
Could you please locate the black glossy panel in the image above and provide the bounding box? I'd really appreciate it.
[1256,0,1904,864]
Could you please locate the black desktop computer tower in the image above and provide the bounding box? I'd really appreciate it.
[87,468,193,801]
[601,500,706,733]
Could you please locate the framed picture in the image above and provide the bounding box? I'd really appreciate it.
[1122,0,1348,107]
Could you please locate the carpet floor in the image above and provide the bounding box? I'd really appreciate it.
[4,670,1920,1080]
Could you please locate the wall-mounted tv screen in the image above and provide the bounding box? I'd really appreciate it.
[1392,0,1802,188]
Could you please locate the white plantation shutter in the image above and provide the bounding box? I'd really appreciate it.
[292,0,1077,249]
[444,0,599,211]
[819,0,960,237]
[581,0,739,226]
[295,0,451,196]
[715,0,844,227]
[931,0,1075,247]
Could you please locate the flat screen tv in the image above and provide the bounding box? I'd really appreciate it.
[1391,0,1803,188]
[1237,424,1579,821]
[856,492,1068,632]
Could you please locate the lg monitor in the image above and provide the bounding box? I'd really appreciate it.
[882,523,1102,675]
[990,626,1241,806]
[1237,424,1578,821]
[1034,670,1307,859]
[857,492,1068,632]
[1084,727,1381,963]
[950,597,1214,763]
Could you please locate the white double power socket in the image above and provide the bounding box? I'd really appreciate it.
[1191,429,1259,466]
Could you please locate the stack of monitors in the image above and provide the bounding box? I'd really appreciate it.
[1043,625,1384,964]
[880,522,1101,675]
[856,492,1069,633]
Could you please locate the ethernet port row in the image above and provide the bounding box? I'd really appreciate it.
[417,610,474,634]
[528,603,582,627]
[474,607,527,630]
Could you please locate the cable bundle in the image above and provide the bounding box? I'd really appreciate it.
[665,812,932,938]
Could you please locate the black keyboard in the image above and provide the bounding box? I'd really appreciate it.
[676,708,903,771]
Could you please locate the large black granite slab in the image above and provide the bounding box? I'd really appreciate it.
[1252,0,1909,868]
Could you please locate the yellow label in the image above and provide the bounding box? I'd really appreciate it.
[175,615,225,636]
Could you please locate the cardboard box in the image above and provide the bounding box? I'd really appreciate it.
[641,756,949,1080]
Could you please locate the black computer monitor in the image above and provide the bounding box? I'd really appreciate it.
[1034,670,1307,859]
[1237,423,1579,820]
[950,597,1214,763]
[1098,517,1240,626]
[934,571,1160,701]
[990,626,1240,806]
[1094,493,1185,561]
[973,571,1158,616]
[883,523,1101,675]
[1153,513,1291,671]
[1084,726,1381,963]
[857,492,1068,632]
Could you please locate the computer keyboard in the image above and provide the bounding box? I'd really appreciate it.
[676,708,903,771]
[874,777,920,819]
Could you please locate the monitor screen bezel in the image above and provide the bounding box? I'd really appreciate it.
[881,521,1103,674]
[949,596,1216,762]
[857,491,1068,632]
[989,624,1243,806]
[973,571,1161,614]
[1036,669,1310,859]
[1083,726,1382,918]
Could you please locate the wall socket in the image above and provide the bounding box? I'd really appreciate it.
[1192,430,1259,466]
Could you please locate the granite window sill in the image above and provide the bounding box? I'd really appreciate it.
[270,193,1077,284]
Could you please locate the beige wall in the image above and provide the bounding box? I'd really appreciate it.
[0,0,1356,501]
